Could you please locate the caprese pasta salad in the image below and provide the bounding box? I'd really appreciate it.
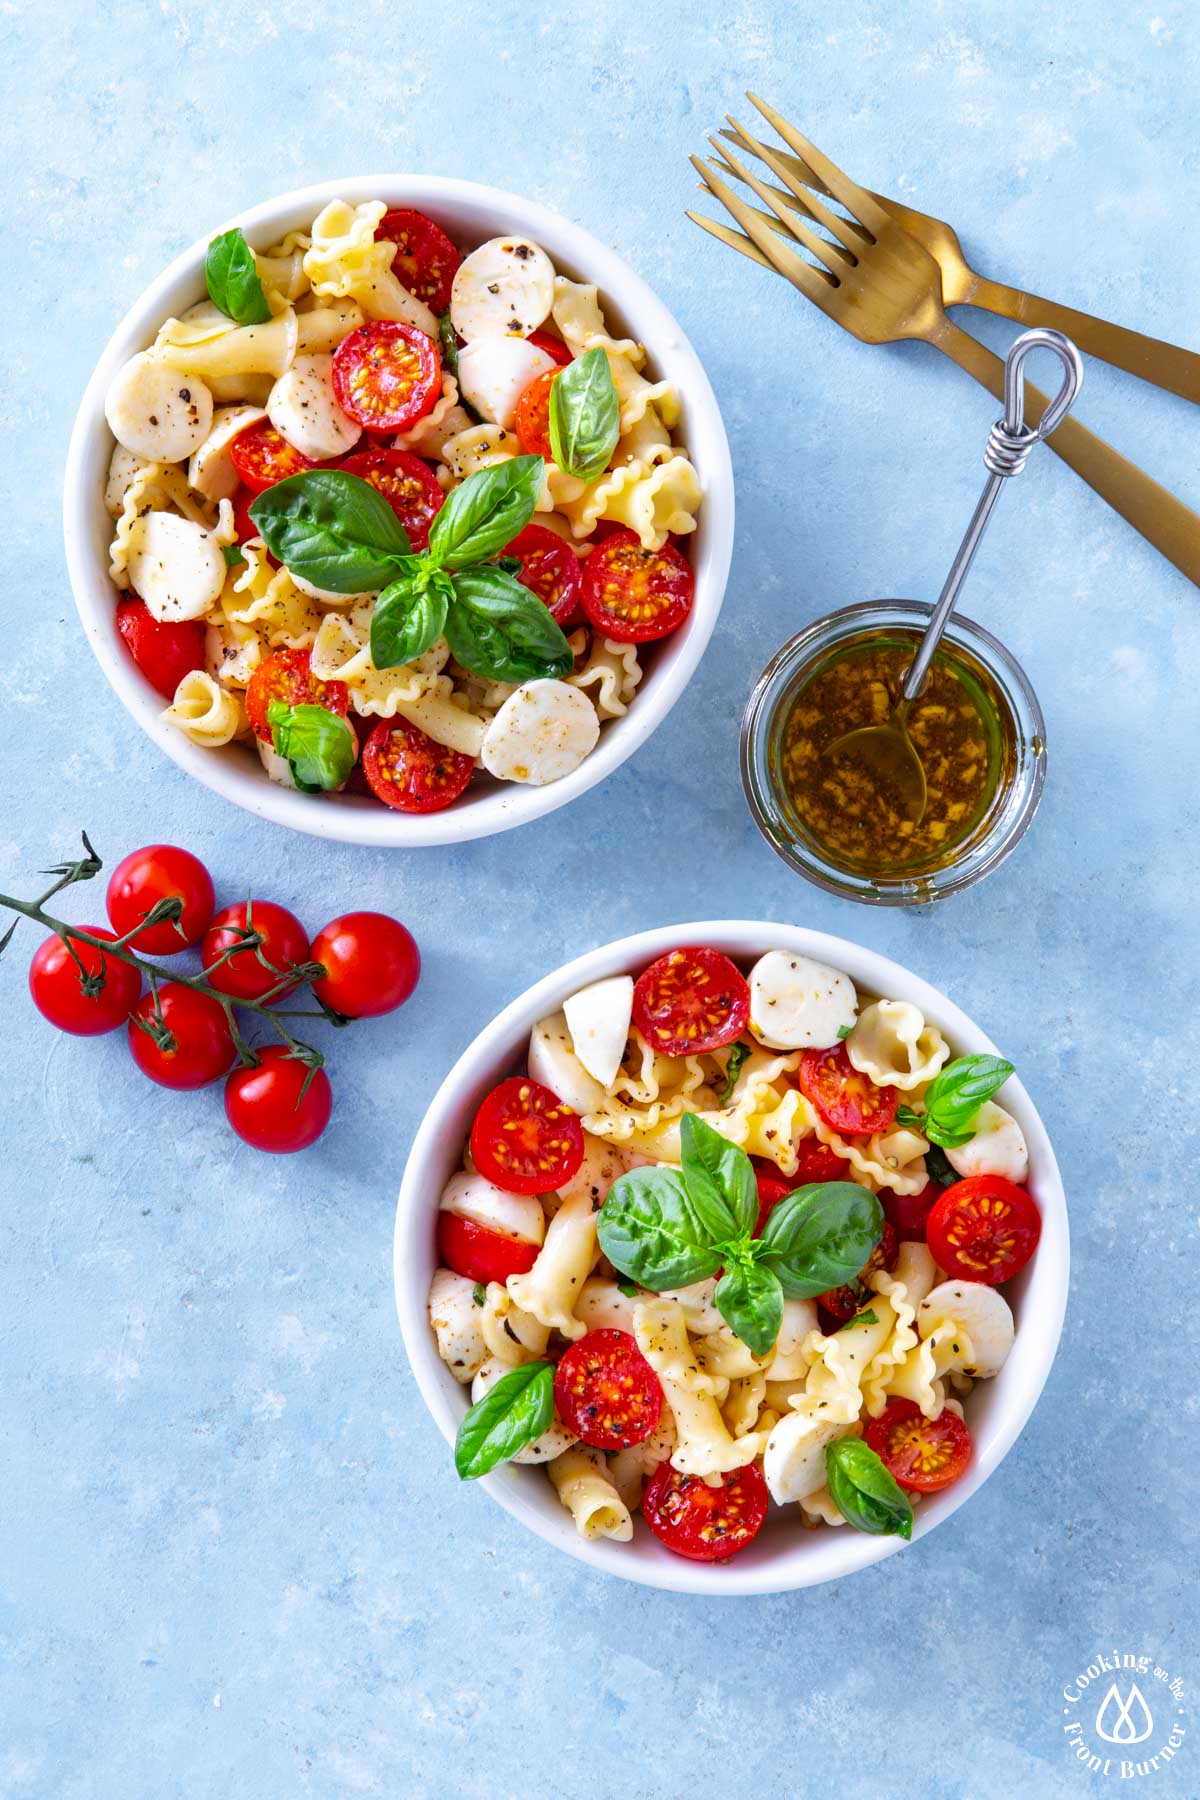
[426,945,1041,1562]
[102,200,703,809]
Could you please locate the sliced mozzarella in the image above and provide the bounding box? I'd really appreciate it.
[428,1269,489,1384]
[748,950,858,1050]
[456,336,556,430]
[256,738,296,788]
[918,1280,1015,1379]
[125,511,227,622]
[480,680,599,786]
[766,1298,820,1382]
[450,235,556,341]
[187,405,266,502]
[562,975,634,1088]
[471,1357,577,1463]
[763,1412,851,1504]
[945,1102,1029,1184]
[104,444,149,517]
[528,1013,607,1115]
[105,353,214,461]
[439,1171,545,1247]
[266,352,361,461]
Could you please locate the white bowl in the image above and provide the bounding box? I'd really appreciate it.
[394,920,1069,1595]
[63,177,734,847]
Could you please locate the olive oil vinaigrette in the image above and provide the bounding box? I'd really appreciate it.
[769,629,1017,877]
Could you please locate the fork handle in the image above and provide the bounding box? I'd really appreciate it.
[932,319,1200,588]
[962,274,1200,404]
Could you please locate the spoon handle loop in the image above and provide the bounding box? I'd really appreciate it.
[902,329,1084,704]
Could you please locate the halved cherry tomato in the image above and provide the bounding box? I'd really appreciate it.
[632,947,750,1057]
[224,1046,332,1154]
[332,321,441,433]
[436,1211,538,1285]
[230,418,315,493]
[799,1043,898,1135]
[580,528,694,644]
[115,597,205,699]
[752,1162,793,1235]
[361,717,474,813]
[527,328,572,367]
[926,1176,1041,1285]
[553,1328,663,1450]
[28,927,141,1036]
[245,647,350,744]
[643,1461,768,1562]
[817,1220,899,1323]
[203,900,311,1003]
[513,368,557,458]
[865,1397,972,1493]
[376,208,460,313]
[309,912,420,1018]
[336,446,444,551]
[881,1177,943,1244]
[127,984,236,1090]
[751,1141,846,1234]
[470,1076,584,1196]
[504,523,582,626]
[106,844,214,954]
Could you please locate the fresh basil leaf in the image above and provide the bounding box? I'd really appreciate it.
[249,471,412,593]
[714,1260,784,1358]
[371,572,449,669]
[472,1283,487,1306]
[913,1054,1015,1148]
[548,346,620,482]
[825,1437,913,1540]
[754,1182,884,1299]
[493,555,522,575]
[718,1042,751,1107]
[222,543,246,568]
[267,701,357,794]
[838,1308,878,1331]
[454,1361,554,1479]
[437,311,460,381]
[617,1279,639,1300]
[598,1166,722,1291]
[427,456,543,569]
[680,1112,758,1243]
[923,1144,960,1188]
[837,1024,852,1040]
[444,565,574,683]
[205,227,272,326]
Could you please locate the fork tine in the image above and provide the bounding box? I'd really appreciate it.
[686,154,833,302]
[685,208,774,271]
[705,138,848,278]
[706,152,856,266]
[721,119,869,254]
[744,92,893,237]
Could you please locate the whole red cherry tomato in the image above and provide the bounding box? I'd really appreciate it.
[309,912,420,1018]
[105,844,214,954]
[224,1046,332,1153]
[28,927,142,1035]
[127,984,236,1089]
[203,901,311,1002]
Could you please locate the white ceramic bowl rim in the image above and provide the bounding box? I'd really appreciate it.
[394,919,1069,1596]
[63,175,734,847]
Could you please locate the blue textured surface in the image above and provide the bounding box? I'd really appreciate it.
[3,2,1198,1795]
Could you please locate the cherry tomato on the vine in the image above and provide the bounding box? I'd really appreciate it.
[127,984,236,1089]
[309,912,420,1018]
[105,844,214,954]
[203,901,311,1003]
[28,927,141,1036]
[224,1046,332,1154]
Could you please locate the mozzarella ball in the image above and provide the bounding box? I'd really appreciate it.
[457,336,557,430]
[450,235,556,341]
[480,680,599,786]
[105,353,213,461]
[267,352,361,460]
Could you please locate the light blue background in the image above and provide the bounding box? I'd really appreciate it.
[2,2,1197,1795]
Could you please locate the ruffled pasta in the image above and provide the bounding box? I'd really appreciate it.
[861,1242,939,1417]
[224,546,323,647]
[506,1188,598,1342]
[161,670,244,747]
[108,461,216,582]
[548,1447,633,1542]
[812,1117,930,1196]
[568,634,643,720]
[845,1000,951,1092]
[303,199,439,336]
[634,1299,768,1478]
[551,277,644,366]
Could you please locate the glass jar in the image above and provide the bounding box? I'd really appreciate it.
[741,599,1046,906]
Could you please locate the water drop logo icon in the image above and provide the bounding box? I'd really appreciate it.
[1095,1681,1155,1746]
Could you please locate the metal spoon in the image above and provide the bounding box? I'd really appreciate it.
[825,328,1084,822]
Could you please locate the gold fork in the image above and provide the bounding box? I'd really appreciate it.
[688,95,1200,589]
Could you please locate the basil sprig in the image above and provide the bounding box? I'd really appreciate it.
[250,460,573,685]
[267,701,357,794]
[454,1361,554,1479]
[548,346,620,482]
[597,1114,883,1359]
[205,227,271,326]
[896,1053,1014,1149]
[825,1437,914,1540]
